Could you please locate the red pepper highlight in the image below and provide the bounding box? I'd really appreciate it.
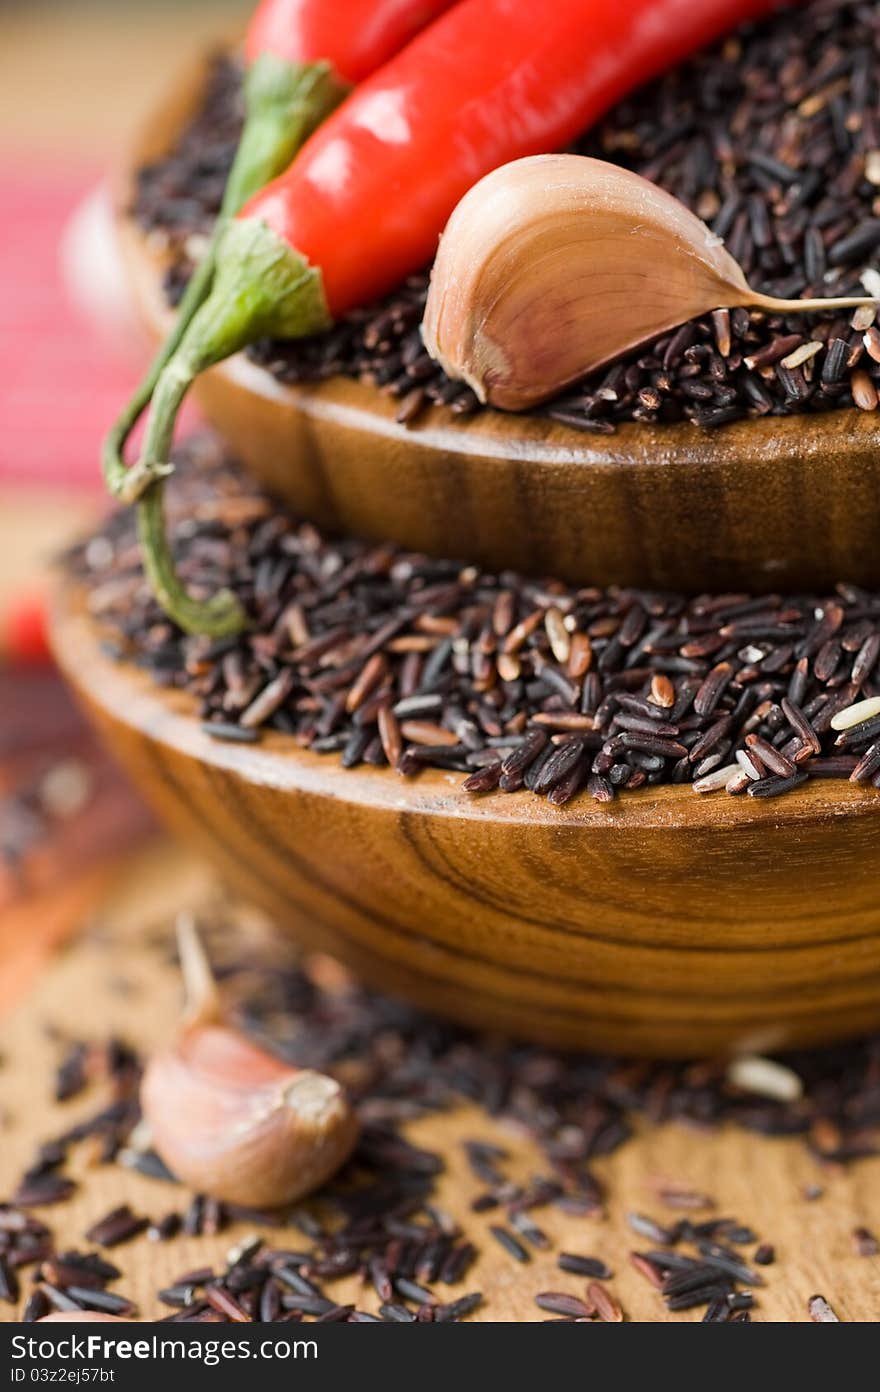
[2,588,51,667]
[103,0,457,501]
[124,0,797,636]
[246,0,457,83]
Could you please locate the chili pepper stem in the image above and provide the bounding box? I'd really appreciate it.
[103,54,344,502]
[136,487,246,637]
[128,217,330,634]
[102,253,216,500]
[228,54,346,221]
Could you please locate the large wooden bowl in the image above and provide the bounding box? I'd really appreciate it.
[52,581,880,1058]
[115,48,880,594]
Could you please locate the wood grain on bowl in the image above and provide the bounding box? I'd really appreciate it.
[115,48,880,595]
[51,580,880,1058]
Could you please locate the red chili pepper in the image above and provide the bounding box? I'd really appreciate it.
[251,0,794,319]
[2,588,51,667]
[103,0,457,496]
[121,0,796,637]
[246,0,457,82]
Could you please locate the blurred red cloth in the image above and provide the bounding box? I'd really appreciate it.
[0,163,197,492]
[0,165,133,489]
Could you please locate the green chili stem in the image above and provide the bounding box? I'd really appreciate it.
[103,54,345,502]
[137,486,247,638]
[124,218,331,635]
[103,252,216,500]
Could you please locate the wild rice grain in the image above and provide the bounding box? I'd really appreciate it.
[22,1290,50,1322]
[747,771,809,798]
[587,1281,624,1323]
[850,742,880,784]
[745,734,797,778]
[534,1291,593,1318]
[727,1056,803,1103]
[557,1254,613,1279]
[629,1253,665,1290]
[830,696,880,732]
[808,1294,840,1323]
[202,721,260,744]
[0,1255,19,1305]
[84,1206,149,1249]
[851,370,879,412]
[852,1227,879,1258]
[489,1227,531,1265]
[67,1286,136,1317]
[435,1292,483,1322]
[693,763,741,794]
[627,1215,679,1246]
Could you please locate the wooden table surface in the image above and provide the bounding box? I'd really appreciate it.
[1,831,879,1323]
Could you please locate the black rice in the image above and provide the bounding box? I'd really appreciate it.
[557,1253,613,1279]
[68,441,880,808]
[488,1227,530,1265]
[534,1291,594,1318]
[84,1205,150,1249]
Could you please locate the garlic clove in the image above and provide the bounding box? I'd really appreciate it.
[422,154,875,412]
[141,1022,358,1208]
[140,916,359,1208]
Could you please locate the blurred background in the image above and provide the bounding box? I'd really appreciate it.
[0,0,245,1001]
[0,0,244,529]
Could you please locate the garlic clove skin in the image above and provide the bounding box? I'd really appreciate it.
[422,154,874,413]
[423,154,752,412]
[141,1022,359,1208]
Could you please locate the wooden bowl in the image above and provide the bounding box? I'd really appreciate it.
[52,581,880,1058]
[115,48,880,595]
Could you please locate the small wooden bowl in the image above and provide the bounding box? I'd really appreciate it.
[116,48,880,595]
[52,581,880,1058]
